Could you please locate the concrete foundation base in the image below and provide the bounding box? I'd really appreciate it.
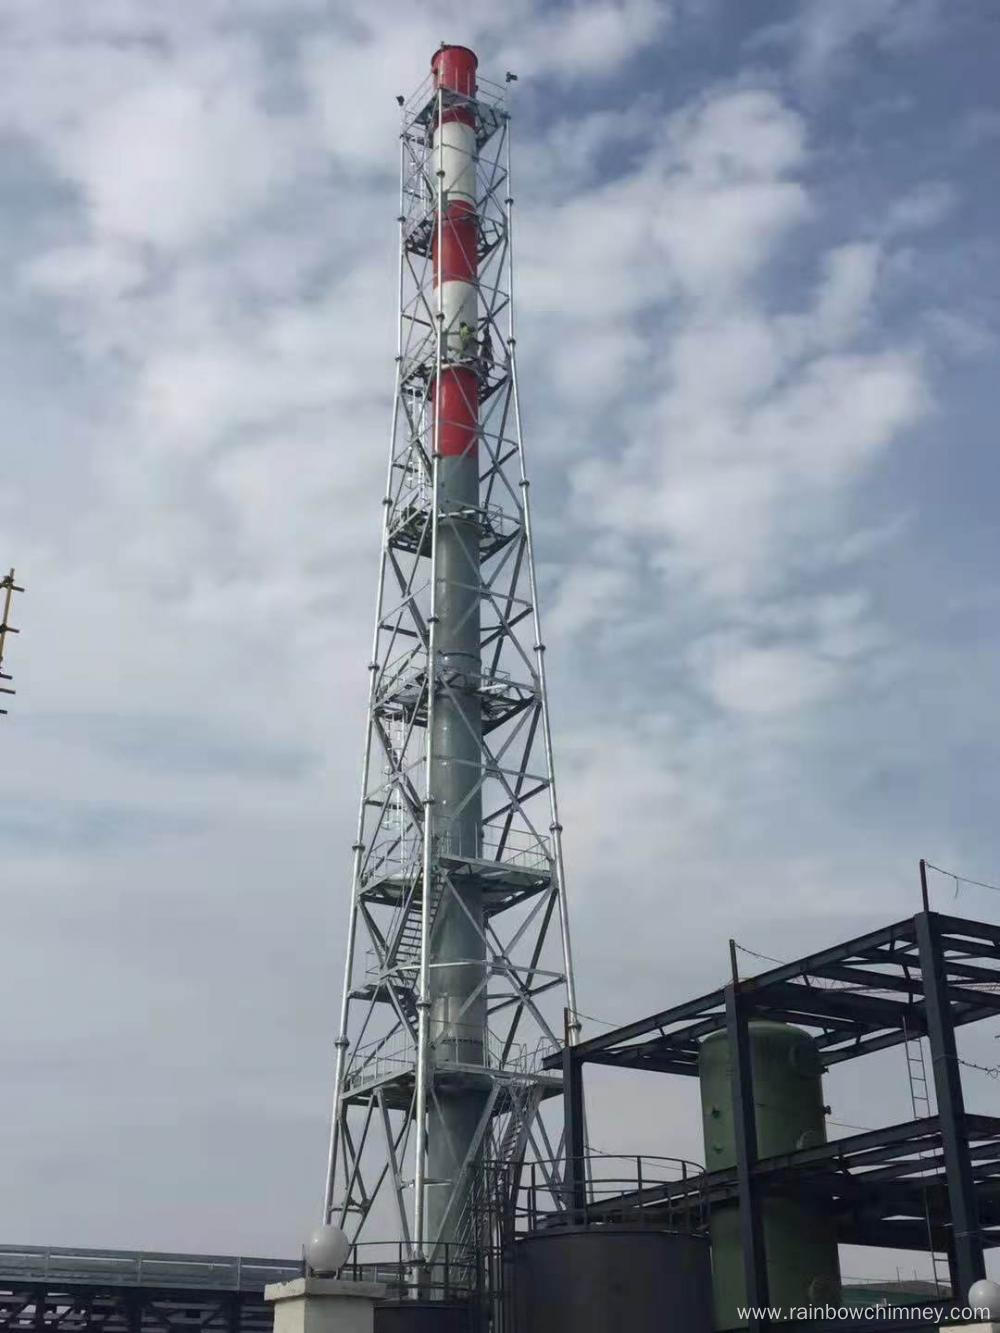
[265,1278,387,1333]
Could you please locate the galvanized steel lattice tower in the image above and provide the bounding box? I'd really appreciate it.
[323,45,579,1268]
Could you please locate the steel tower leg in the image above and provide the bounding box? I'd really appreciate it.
[323,45,579,1284]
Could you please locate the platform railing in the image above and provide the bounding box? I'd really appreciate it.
[345,1024,557,1091]
[504,1152,709,1235]
[0,1244,301,1291]
[340,1240,485,1303]
[365,820,550,884]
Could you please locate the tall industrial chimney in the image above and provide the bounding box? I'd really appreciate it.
[323,44,578,1279]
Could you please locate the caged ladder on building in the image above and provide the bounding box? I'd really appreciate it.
[321,44,580,1279]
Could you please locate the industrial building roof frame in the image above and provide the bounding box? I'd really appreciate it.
[553,903,1000,1328]
[550,910,1000,1075]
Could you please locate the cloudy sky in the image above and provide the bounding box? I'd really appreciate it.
[2,0,999,1277]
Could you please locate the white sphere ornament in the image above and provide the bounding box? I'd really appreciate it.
[305,1225,350,1276]
[968,1279,1000,1319]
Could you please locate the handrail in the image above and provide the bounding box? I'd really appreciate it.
[499,1151,709,1235]
[0,1245,301,1291]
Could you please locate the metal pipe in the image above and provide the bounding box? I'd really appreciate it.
[422,42,490,1254]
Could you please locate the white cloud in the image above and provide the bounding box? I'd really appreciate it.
[25,242,148,301]
[696,639,841,714]
[301,0,670,171]
[959,108,1000,147]
[518,91,808,323]
[545,556,633,643]
[810,242,880,346]
[562,161,925,602]
[688,590,888,717]
[758,0,942,90]
[0,20,312,252]
[669,88,806,181]
[922,308,998,360]
[884,181,959,236]
[496,0,672,80]
[517,82,930,742]
[69,72,301,248]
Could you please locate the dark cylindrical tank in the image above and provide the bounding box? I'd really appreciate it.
[512,1226,713,1333]
[699,1021,841,1328]
[375,1302,476,1332]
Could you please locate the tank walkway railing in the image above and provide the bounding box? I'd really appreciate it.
[506,1153,708,1236]
[341,1241,484,1303]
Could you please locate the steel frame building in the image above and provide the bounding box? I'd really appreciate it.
[323,45,578,1274]
[550,902,1000,1329]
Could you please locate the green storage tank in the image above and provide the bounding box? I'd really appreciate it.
[699,1021,841,1328]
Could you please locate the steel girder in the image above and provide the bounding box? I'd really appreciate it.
[552,911,1000,1074]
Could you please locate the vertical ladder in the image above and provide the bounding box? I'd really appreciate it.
[904,1023,950,1296]
[905,1029,932,1121]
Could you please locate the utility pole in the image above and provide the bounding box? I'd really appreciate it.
[0,568,23,716]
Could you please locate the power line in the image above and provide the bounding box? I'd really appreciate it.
[925,861,1000,897]
[733,941,885,994]
[733,942,785,968]
[956,1055,1000,1080]
[572,1009,625,1030]
[735,941,1000,1077]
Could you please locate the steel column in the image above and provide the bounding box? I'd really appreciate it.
[915,911,985,1298]
[724,982,769,1327]
[562,1046,587,1216]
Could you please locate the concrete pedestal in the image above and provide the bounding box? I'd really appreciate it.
[266,1278,387,1333]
